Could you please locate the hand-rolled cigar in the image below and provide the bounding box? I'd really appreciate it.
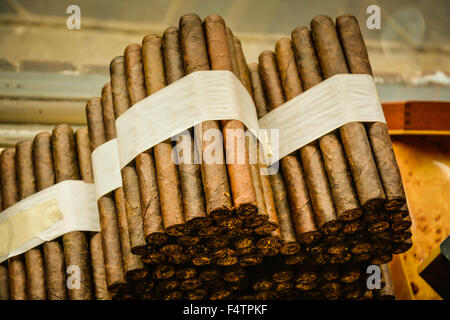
[392,238,412,254]
[310,15,386,212]
[179,14,233,220]
[342,219,364,234]
[318,264,340,283]
[284,250,309,265]
[175,266,197,280]
[222,266,246,283]
[179,278,202,291]
[185,288,207,300]
[203,15,258,219]
[391,215,412,232]
[198,265,220,282]
[85,99,126,291]
[153,264,175,280]
[259,51,324,244]
[33,132,67,300]
[336,14,406,212]
[392,230,412,242]
[275,38,344,235]
[294,264,318,284]
[100,82,147,282]
[291,26,362,222]
[75,128,112,300]
[0,148,27,300]
[52,124,93,300]
[390,204,409,222]
[213,247,238,266]
[110,56,152,252]
[375,264,395,300]
[142,249,165,265]
[142,34,187,237]
[207,279,232,300]
[341,263,361,283]
[239,254,263,267]
[15,140,47,300]
[162,27,209,230]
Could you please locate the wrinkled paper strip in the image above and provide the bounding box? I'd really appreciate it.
[115,70,261,169]
[0,180,100,263]
[259,74,386,165]
[91,138,122,199]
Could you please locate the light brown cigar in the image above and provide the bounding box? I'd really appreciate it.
[141,34,186,236]
[230,34,271,230]
[0,183,7,300]
[75,128,112,300]
[101,82,147,282]
[310,15,386,212]
[110,55,149,252]
[204,14,258,219]
[85,98,125,291]
[336,14,406,212]
[258,50,324,244]
[52,124,93,300]
[179,14,233,220]
[162,27,209,229]
[33,132,67,300]
[291,26,362,223]
[15,140,47,300]
[0,148,27,300]
[275,37,343,236]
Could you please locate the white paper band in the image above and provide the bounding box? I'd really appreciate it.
[259,74,386,164]
[91,138,122,199]
[0,180,100,263]
[115,70,260,168]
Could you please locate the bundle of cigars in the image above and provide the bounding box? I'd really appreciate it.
[0,13,412,300]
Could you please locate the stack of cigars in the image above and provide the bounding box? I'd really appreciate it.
[0,13,411,300]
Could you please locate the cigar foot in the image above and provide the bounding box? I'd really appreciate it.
[368,221,390,233]
[319,219,342,235]
[145,232,168,246]
[339,208,363,222]
[236,203,258,220]
[209,208,233,220]
[297,231,321,245]
[280,242,301,255]
[384,197,406,212]
[164,224,187,237]
[362,198,385,212]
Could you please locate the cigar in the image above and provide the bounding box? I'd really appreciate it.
[85,99,126,292]
[110,56,152,252]
[336,14,406,212]
[33,132,67,300]
[0,169,6,301]
[203,15,258,219]
[52,124,93,300]
[341,263,361,283]
[162,27,209,229]
[375,264,395,300]
[15,140,47,300]
[291,26,363,223]
[275,38,344,237]
[310,15,386,212]
[259,50,322,245]
[0,148,27,300]
[179,14,233,220]
[141,34,187,236]
[75,128,112,300]
[100,83,147,282]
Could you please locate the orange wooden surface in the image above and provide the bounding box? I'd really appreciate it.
[390,135,450,300]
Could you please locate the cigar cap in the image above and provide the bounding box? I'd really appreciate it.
[110,56,125,69]
[291,26,310,38]
[102,82,111,92]
[164,26,178,35]
[336,13,357,22]
[124,43,142,55]
[275,37,292,49]
[248,62,258,70]
[203,14,225,24]
[311,14,335,27]
[143,33,161,45]
[35,131,51,140]
[259,50,275,60]
[179,13,202,26]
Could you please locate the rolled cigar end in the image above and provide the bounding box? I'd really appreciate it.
[203,13,225,24]
[124,43,142,56]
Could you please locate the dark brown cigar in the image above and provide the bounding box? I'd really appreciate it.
[0,148,27,300]
[52,124,93,300]
[259,50,323,245]
[336,14,406,212]
[33,132,67,300]
[310,15,386,212]
[203,14,258,219]
[85,98,126,292]
[291,26,362,223]
[141,34,186,236]
[179,14,233,220]
[75,128,112,300]
[15,140,47,300]
[162,27,209,229]
[275,37,343,236]
[0,170,5,301]
[110,55,151,253]
[100,82,147,282]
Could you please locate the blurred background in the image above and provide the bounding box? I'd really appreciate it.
[0,0,449,300]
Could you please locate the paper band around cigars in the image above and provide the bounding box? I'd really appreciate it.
[0,180,100,263]
[91,71,386,199]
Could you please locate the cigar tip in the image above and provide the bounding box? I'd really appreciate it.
[102,82,111,92]
[311,14,334,28]
[275,37,291,50]
[142,33,161,45]
[248,62,258,70]
[163,27,179,37]
[259,50,275,60]
[34,131,51,141]
[76,127,89,135]
[336,13,357,23]
[179,13,202,26]
[53,123,72,134]
[16,140,32,149]
[110,56,124,68]
[291,26,310,38]
[204,14,225,25]
[0,147,14,158]
[124,43,142,55]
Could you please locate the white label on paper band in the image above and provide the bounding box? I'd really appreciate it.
[0,180,100,263]
[259,74,386,165]
[91,138,122,199]
[115,70,261,168]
